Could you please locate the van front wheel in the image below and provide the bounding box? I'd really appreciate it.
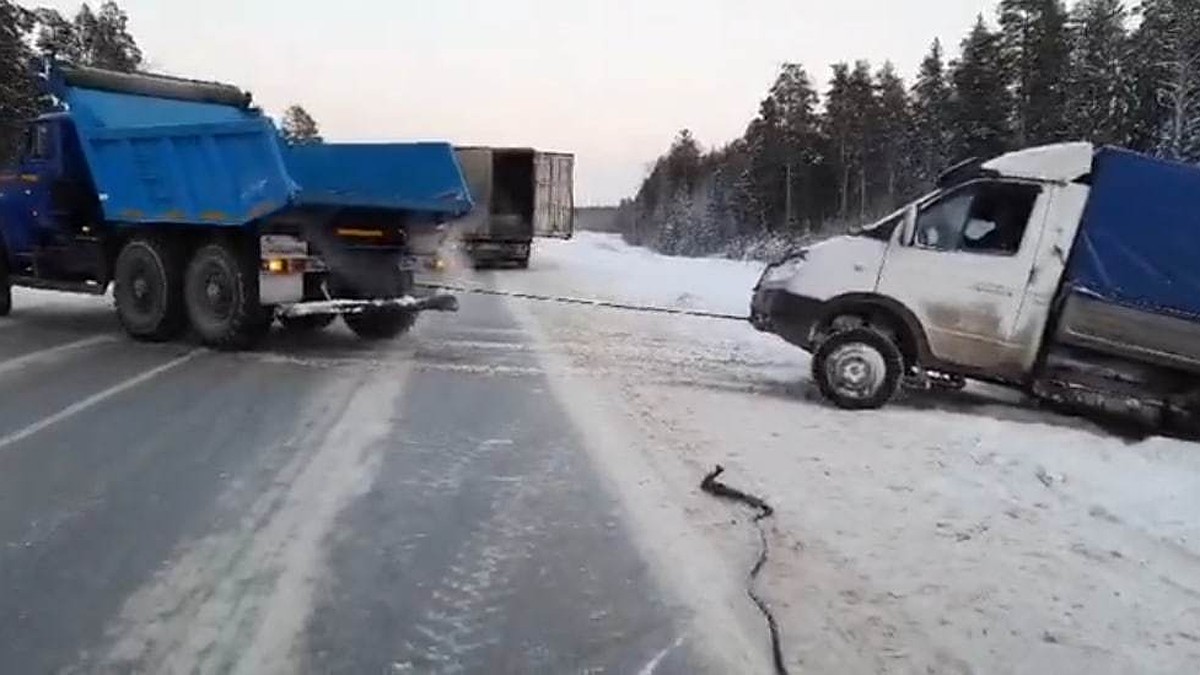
[812,327,904,410]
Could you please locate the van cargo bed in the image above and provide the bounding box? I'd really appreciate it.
[1065,149,1200,323]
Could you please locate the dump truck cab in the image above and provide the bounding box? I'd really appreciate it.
[0,112,108,298]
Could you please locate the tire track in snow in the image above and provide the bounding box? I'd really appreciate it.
[80,363,412,674]
[397,445,555,672]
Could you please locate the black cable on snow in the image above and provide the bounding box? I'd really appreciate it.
[700,465,790,675]
[416,282,750,322]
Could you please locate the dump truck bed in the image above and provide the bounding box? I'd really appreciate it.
[286,143,471,215]
[53,66,294,227]
[51,65,471,228]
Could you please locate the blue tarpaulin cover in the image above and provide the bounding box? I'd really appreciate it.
[1065,148,1200,321]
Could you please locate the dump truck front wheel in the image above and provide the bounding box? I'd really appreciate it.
[344,309,416,340]
[184,241,268,349]
[113,238,186,341]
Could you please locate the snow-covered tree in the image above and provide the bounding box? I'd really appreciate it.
[873,62,913,208]
[745,63,825,233]
[825,61,878,219]
[1065,0,1134,146]
[951,16,1013,160]
[0,0,36,162]
[280,105,323,145]
[998,0,1071,145]
[34,8,82,65]
[911,40,954,187]
[614,0,1194,259]
[1134,0,1200,162]
[35,2,142,71]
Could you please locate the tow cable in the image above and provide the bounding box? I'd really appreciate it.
[701,466,790,675]
[420,282,783,668]
[416,282,750,321]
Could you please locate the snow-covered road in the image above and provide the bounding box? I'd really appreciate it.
[486,232,1200,674]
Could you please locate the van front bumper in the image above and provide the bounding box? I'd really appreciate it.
[750,287,823,350]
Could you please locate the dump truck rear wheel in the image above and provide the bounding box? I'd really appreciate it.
[279,313,336,333]
[184,242,267,350]
[113,238,186,341]
[344,309,416,340]
[812,327,904,410]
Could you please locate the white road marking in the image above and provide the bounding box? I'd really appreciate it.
[0,350,201,451]
[638,635,685,675]
[0,334,118,378]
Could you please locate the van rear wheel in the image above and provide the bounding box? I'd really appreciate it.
[812,327,904,410]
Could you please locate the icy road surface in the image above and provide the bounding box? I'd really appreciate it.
[1,233,1198,674]
[0,286,750,674]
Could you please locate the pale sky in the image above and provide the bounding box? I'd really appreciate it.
[27,0,997,204]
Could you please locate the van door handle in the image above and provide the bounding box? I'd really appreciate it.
[972,282,1014,298]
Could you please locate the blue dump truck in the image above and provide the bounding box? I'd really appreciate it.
[0,62,472,347]
[752,143,1200,428]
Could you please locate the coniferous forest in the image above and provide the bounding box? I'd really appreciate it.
[616,0,1200,258]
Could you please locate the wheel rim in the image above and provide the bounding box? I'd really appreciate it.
[189,260,235,323]
[825,343,887,401]
[126,258,160,319]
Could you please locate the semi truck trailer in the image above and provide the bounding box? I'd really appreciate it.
[0,62,472,347]
[751,143,1200,429]
[452,147,574,268]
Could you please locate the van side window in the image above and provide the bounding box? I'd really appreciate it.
[914,182,1040,256]
[960,183,1040,255]
[915,189,974,250]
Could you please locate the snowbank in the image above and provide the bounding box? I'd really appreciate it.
[515,231,768,316]
[501,232,1200,674]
